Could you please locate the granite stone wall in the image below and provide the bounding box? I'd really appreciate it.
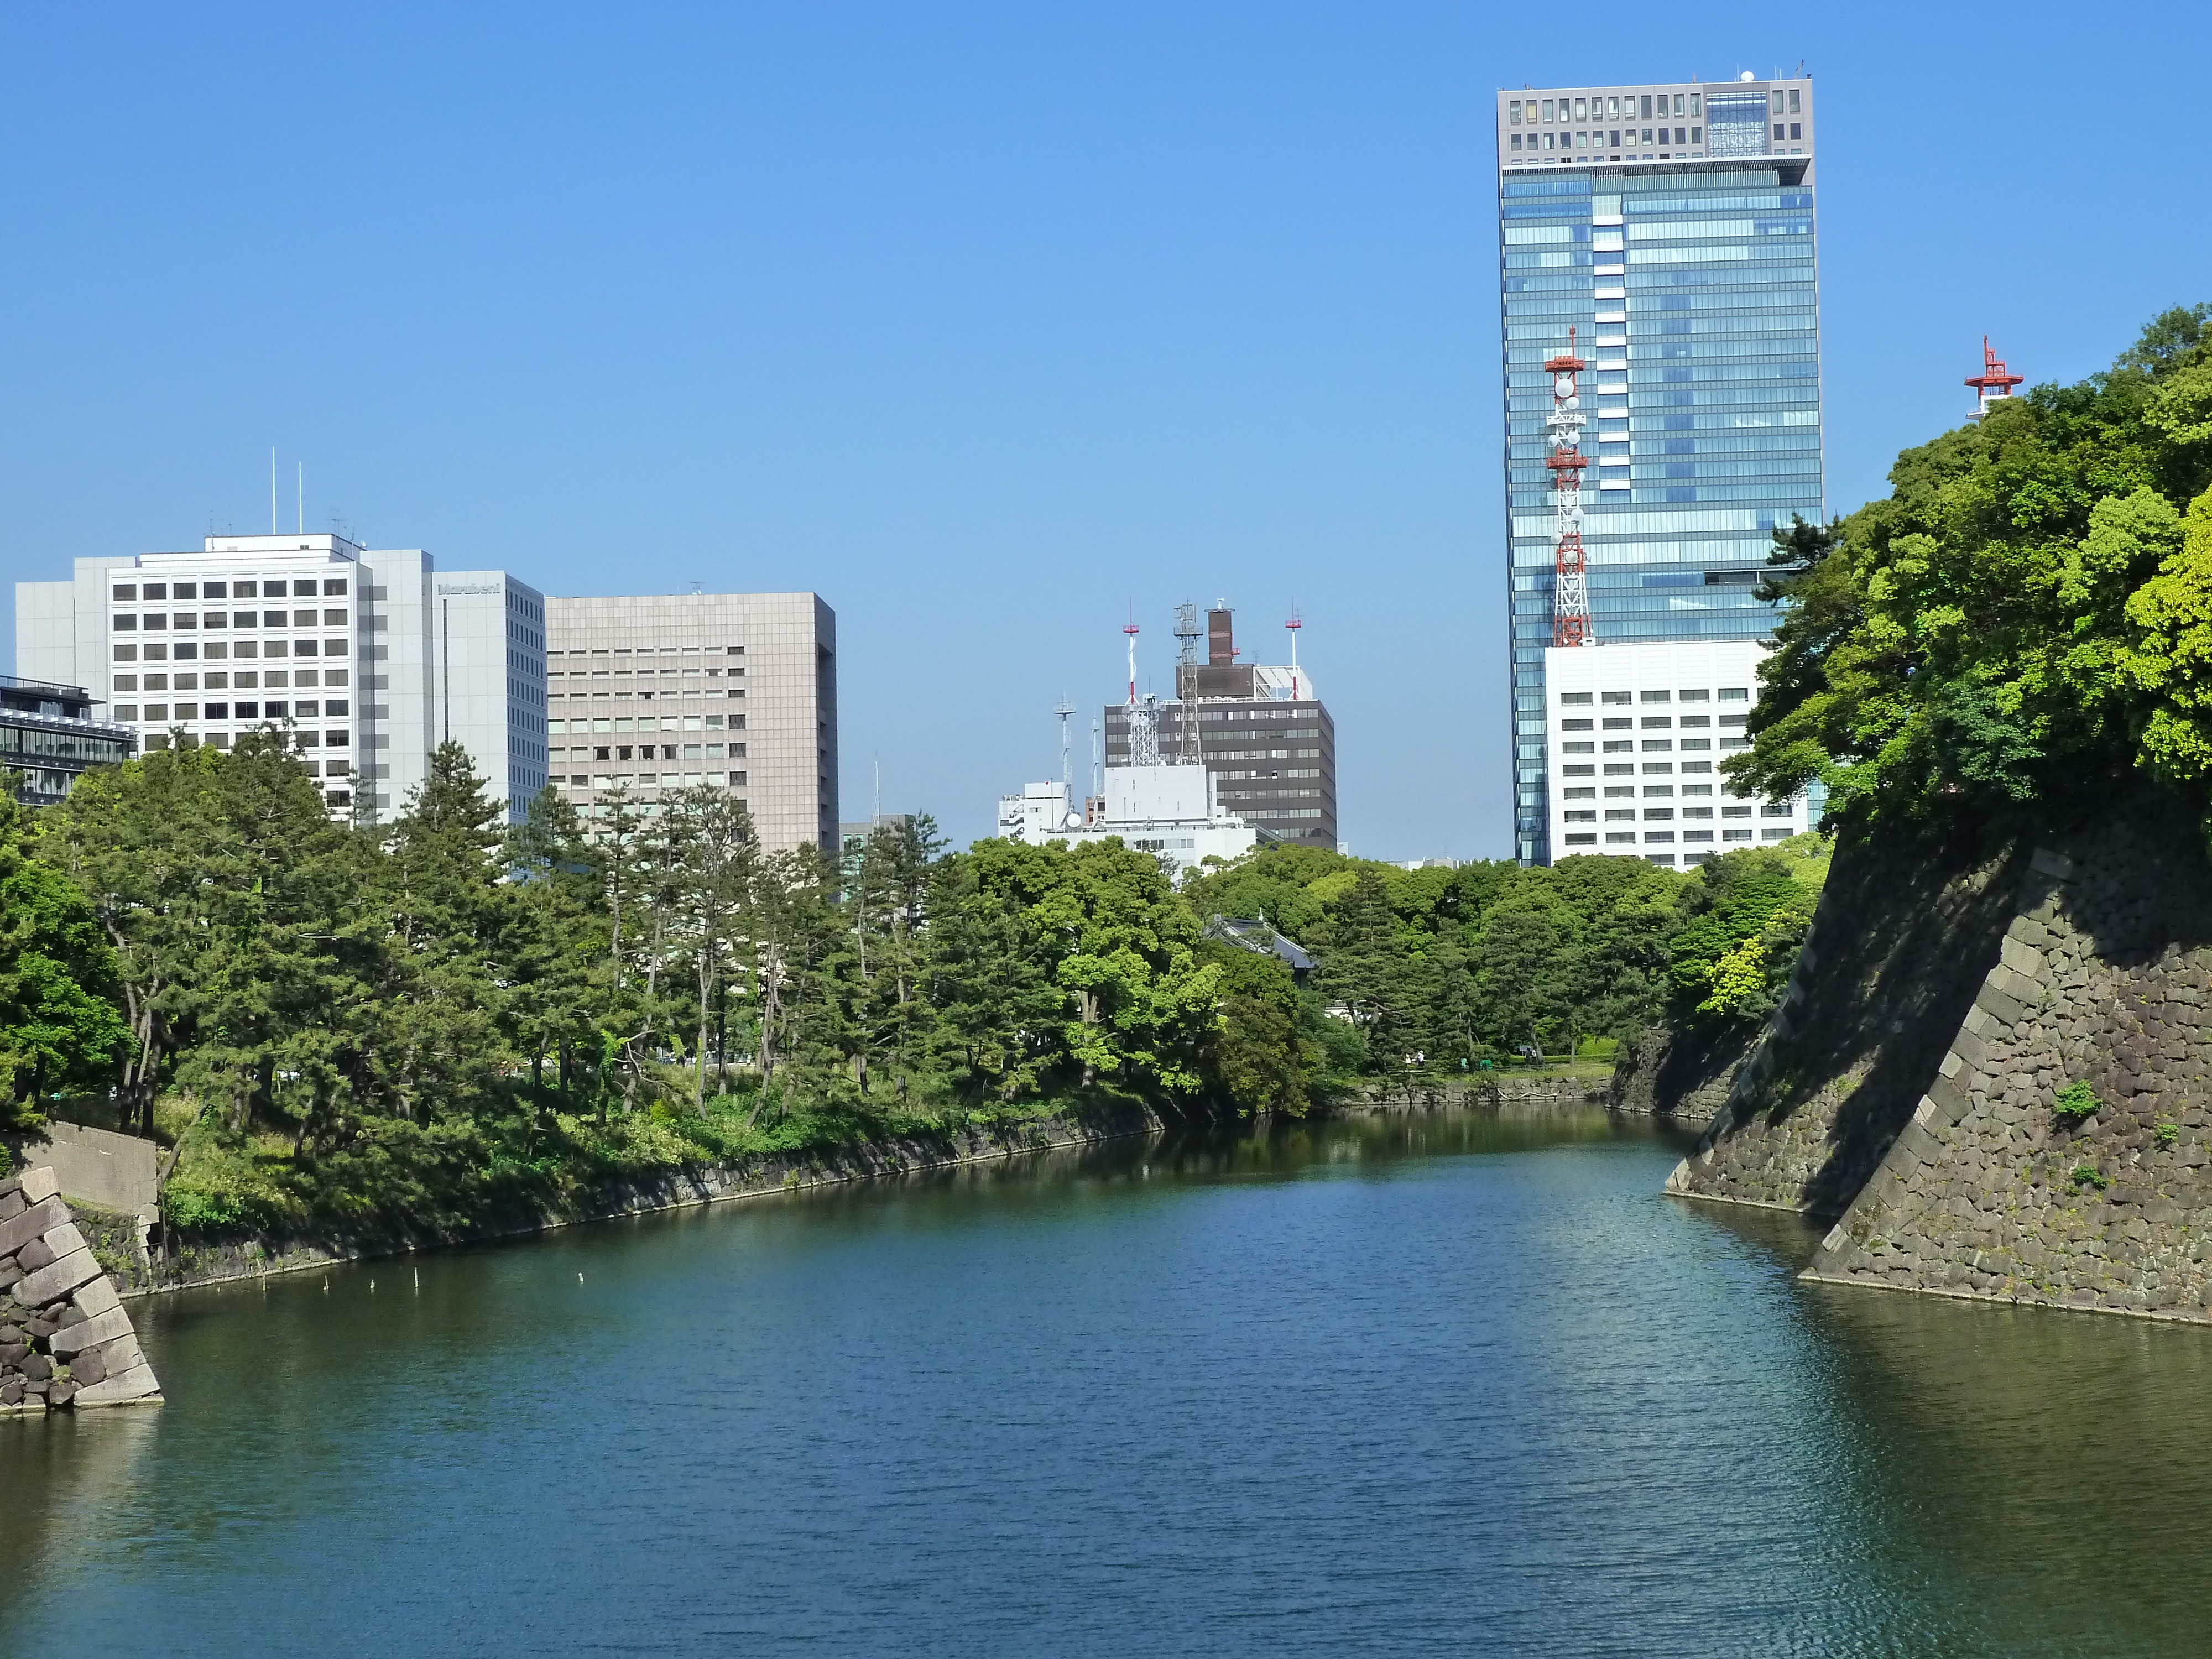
[1668,794,2212,1322]
[1803,823,2212,1318]
[0,1166,163,1413]
[1665,818,2024,1215]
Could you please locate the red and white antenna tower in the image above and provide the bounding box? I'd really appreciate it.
[1965,336,2023,420]
[1123,615,1140,706]
[1547,327,1594,647]
[1284,606,1302,701]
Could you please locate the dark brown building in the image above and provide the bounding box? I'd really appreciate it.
[1102,608,1337,848]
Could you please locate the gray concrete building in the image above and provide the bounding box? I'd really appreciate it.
[545,592,837,855]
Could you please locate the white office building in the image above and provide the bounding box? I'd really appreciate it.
[1543,638,1812,866]
[15,534,546,820]
[997,761,1258,882]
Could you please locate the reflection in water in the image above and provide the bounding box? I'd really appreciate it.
[7,1108,2212,1657]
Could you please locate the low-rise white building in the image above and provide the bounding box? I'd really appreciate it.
[1543,639,1812,867]
[997,762,1258,881]
[15,534,546,821]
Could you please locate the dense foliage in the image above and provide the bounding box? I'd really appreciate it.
[1730,304,2212,841]
[2,730,1827,1240]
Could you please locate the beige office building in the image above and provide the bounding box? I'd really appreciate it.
[544,592,838,854]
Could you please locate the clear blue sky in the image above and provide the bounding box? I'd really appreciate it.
[5,2,2207,857]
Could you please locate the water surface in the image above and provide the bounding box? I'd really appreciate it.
[7,1109,2212,1656]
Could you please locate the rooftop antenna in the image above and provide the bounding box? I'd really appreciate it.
[1285,604,1303,701]
[1965,336,2024,421]
[688,579,704,595]
[1123,612,1140,707]
[1055,699,1074,811]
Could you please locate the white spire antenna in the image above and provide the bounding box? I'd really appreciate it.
[1055,699,1073,793]
[1285,604,1303,701]
[1122,613,1140,707]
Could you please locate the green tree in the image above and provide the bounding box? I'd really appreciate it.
[0,794,127,1113]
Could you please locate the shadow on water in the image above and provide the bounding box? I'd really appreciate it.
[1691,1192,2212,1656]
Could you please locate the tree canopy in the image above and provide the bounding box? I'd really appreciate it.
[1729,304,2212,843]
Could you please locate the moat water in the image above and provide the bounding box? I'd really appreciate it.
[8,1109,2212,1656]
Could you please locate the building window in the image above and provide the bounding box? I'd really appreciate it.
[1542,99,1554,121]
[113,584,135,601]
[1790,123,1801,140]
[1559,692,1592,706]
[1508,100,1521,122]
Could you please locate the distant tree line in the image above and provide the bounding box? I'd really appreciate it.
[0,726,1829,1241]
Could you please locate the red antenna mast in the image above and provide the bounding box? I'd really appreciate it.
[1284,607,1302,700]
[1546,326,1593,647]
[1965,336,2024,420]
[1122,615,1140,707]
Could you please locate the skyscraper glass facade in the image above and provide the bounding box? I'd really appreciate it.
[1495,79,1822,863]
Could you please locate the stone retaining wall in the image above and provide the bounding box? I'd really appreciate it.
[1665,818,2023,1217]
[1670,793,2212,1323]
[1803,826,2212,1318]
[1,1166,163,1413]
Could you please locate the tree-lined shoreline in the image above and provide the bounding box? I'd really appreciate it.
[1,735,1815,1247]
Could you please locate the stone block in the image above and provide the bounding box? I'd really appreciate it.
[1953,1029,1991,1072]
[2031,848,2078,880]
[17,1167,58,1204]
[39,1221,87,1259]
[13,1246,102,1308]
[71,1275,119,1319]
[95,1334,145,1376]
[50,1306,132,1356]
[2002,936,2049,980]
[70,1364,160,1408]
[0,1195,67,1256]
[1979,985,2027,1027]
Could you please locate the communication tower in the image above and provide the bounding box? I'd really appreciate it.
[1547,327,1594,647]
[1966,336,2025,420]
[1284,607,1303,701]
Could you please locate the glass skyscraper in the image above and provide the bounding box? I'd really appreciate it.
[1495,77,1822,864]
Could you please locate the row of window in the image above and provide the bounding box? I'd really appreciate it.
[117,690,348,721]
[113,608,346,631]
[1512,128,1700,153]
[549,688,745,700]
[113,639,345,664]
[1561,688,1747,705]
[129,712,349,743]
[563,773,748,790]
[1559,760,1741,778]
[113,578,344,601]
[1559,784,1754,800]
[1564,806,1760,821]
[1561,827,1795,846]
[137,731,352,771]
[555,743,745,761]
[549,715,745,733]
[1509,92,1710,123]
[552,646,745,658]
[1562,738,1748,754]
